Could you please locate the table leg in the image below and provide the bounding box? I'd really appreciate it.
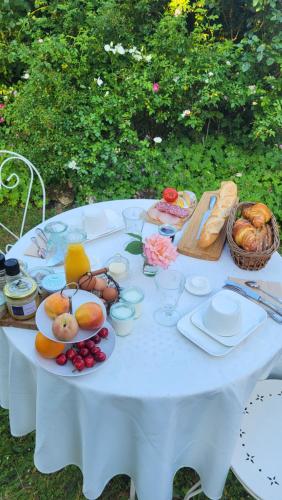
[183,480,202,499]
[129,479,136,500]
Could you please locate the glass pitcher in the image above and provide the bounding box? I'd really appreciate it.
[44,221,69,265]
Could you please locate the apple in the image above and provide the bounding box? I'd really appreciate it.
[52,313,79,342]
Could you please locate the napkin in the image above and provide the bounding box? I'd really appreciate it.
[228,277,282,311]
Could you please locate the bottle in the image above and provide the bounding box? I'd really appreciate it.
[0,254,6,290]
[5,258,21,283]
[64,243,91,286]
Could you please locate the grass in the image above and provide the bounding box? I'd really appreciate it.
[0,202,255,499]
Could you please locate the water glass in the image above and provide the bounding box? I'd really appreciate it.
[154,269,185,326]
[122,207,145,237]
[44,221,69,264]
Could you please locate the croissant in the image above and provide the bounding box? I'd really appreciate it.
[232,218,273,252]
[232,219,257,252]
[242,203,272,228]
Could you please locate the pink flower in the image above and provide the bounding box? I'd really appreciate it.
[0,117,5,123]
[0,104,5,109]
[143,234,178,269]
[152,83,159,92]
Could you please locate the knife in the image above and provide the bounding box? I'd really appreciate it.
[225,280,282,317]
[196,195,217,240]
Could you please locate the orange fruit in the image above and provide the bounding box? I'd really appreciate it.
[35,332,65,359]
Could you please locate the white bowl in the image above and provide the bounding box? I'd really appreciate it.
[185,275,211,296]
[203,293,242,336]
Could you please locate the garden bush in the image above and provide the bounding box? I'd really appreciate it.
[0,0,281,226]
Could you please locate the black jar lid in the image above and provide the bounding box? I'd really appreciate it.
[0,253,5,271]
[5,258,20,276]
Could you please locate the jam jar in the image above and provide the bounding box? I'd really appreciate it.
[4,277,39,320]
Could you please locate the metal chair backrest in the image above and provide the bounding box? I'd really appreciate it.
[0,150,46,253]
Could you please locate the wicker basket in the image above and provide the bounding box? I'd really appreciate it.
[227,202,280,271]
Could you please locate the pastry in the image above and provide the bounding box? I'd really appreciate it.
[199,181,237,248]
[232,218,273,252]
[242,203,272,228]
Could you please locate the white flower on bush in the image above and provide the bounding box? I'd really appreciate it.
[104,44,111,52]
[174,7,182,16]
[248,85,256,93]
[115,43,126,55]
[208,72,214,77]
[235,172,243,177]
[204,79,209,84]
[144,54,152,62]
[252,101,258,105]
[173,76,180,83]
[153,137,162,144]
[22,72,30,80]
[67,160,80,171]
[132,52,143,61]
[181,109,191,117]
[38,38,43,43]
[226,60,231,66]
[96,77,103,86]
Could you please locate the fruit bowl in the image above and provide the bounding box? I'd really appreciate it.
[34,321,116,377]
[36,289,107,343]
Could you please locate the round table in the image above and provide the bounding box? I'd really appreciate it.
[1,199,282,500]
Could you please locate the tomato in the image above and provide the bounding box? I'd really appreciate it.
[163,187,178,203]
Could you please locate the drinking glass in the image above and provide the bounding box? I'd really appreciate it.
[122,207,145,237]
[44,221,69,265]
[154,269,185,326]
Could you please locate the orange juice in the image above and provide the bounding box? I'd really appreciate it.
[64,243,90,286]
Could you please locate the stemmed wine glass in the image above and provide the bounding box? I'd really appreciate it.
[154,269,185,326]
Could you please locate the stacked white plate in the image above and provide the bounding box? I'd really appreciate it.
[177,289,268,356]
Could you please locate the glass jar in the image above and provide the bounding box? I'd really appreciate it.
[0,291,7,318]
[158,224,177,242]
[4,277,39,320]
[120,287,144,319]
[44,221,69,264]
[110,302,135,336]
[106,253,129,281]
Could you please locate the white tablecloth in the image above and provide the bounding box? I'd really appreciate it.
[1,199,282,500]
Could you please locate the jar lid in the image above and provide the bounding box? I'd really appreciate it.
[4,277,37,299]
[0,253,5,271]
[158,224,177,237]
[5,258,20,276]
[41,273,66,293]
[120,287,144,304]
[44,221,68,234]
[29,267,54,284]
[0,291,6,306]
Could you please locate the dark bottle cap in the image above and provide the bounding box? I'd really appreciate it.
[0,253,5,271]
[5,258,20,276]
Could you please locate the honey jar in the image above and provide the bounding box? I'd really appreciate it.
[4,277,39,320]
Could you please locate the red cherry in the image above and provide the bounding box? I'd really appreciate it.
[90,346,101,355]
[76,341,86,349]
[85,340,95,350]
[96,351,106,362]
[84,355,95,368]
[66,348,76,361]
[72,354,83,365]
[98,327,109,339]
[79,347,89,357]
[93,334,101,344]
[74,358,85,371]
[56,353,67,366]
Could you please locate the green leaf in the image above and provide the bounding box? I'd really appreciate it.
[124,241,143,255]
[242,62,250,72]
[266,57,274,66]
[126,232,142,240]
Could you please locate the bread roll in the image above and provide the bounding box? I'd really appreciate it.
[199,181,237,248]
[242,203,272,228]
[232,218,273,252]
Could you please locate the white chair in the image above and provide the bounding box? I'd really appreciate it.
[231,379,282,500]
[0,150,46,253]
[129,476,202,499]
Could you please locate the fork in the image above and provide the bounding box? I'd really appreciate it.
[223,284,282,324]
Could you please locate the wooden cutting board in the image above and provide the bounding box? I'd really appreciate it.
[177,190,227,261]
[0,313,37,330]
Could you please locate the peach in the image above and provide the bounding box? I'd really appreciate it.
[52,313,79,341]
[75,302,104,331]
[44,292,70,319]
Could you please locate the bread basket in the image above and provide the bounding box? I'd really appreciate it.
[227,202,280,270]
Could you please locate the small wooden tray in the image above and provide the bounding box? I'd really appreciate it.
[0,312,37,330]
[146,191,197,229]
[177,190,228,261]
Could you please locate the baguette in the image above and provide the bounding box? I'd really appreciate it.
[199,181,237,248]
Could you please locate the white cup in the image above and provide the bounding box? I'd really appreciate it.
[82,208,109,235]
[203,294,242,336]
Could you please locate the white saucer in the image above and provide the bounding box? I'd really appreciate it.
[185,275,212,296]
[190,289,267,347]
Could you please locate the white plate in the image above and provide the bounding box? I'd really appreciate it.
[86,208,124,241]
[185,276,212,296]
[34,321,116,377]
[177,308,233,357]
[190,290,267,347]
[36,289,107,344]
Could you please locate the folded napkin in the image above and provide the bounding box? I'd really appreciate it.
[228,276,282,309]
[24,241,42,258]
